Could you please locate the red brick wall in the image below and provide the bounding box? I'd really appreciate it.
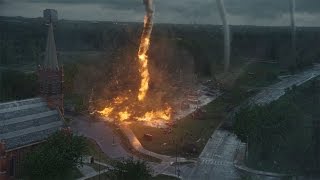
[38,66,64,115]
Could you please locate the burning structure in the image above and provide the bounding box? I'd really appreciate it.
[95,0,173,125]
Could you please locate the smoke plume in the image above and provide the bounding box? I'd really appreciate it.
[290,0,296,62]
[216,0,230,72]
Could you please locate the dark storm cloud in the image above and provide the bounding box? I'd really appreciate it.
[225,0,320,18]
[1,0,320,26]
[23,0,320,17]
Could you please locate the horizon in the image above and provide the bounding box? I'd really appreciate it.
[2,15,320,28]
[0,0,320,27]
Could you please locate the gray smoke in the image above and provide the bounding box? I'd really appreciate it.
[216,0,230,72]
[290,0,296,62]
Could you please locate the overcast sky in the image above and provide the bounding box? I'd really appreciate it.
[0,0,320,26]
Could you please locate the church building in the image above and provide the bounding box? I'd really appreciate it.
[0,12,64,179]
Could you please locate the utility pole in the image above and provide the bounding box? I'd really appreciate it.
[98,149,101,180]
[246,135,249,163]
[313,119,320,170]
[305,119,320,174]
[175,138,177,176]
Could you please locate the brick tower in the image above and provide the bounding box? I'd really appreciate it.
[38,23,64,115]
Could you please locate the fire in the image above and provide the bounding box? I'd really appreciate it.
[114,96,128,104]
[118,108,131,121]
[98,107,114,117]
[137,17,152,101]
[96,0,173,125]
[136,107,172,121]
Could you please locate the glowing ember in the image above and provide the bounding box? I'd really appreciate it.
[96,0,172,125]
[136,107,172,121]
[98,107,114,117]
[114,96,128,104]
[118,108,131,121]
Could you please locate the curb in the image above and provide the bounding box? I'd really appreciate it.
[233,160,294,178]
[233,144,294,178]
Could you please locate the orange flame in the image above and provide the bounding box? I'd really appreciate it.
[98,107,114,117]
[136,107,172,121]
[138,15,153,101]
[118,108,131,121]
[114,96,128,104]
[96,1,173,124]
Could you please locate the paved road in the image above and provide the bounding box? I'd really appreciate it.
[70,115,130,159]
[161,65,320,179]
[159,130,244,180]
[78,165,96,178]
[71,65,320,179]
[250,64,320,105]
[230,64,320,119]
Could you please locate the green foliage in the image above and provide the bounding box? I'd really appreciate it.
[108,158,153,180]
[21,131,88,180]
[63,63,79,95]
[63,64,89,113]
[233,79,320,173]
[65,94,87,112]
[234,63,280,88]
[152,174,180,180]
[0,70,37,102]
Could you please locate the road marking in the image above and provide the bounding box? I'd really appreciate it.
[200,158,233,166]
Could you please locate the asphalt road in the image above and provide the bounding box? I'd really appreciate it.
[250,64,320,105]
[70,115,130,159]
[70,65,320,179]
[159,130,244,180]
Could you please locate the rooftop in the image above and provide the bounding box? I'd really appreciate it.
[0,97,64,151]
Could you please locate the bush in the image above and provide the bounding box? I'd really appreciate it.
[0,70,37,102]
[22,131,88,180]
[108,158,153,180]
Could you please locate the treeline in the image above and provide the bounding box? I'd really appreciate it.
[1,17,320,76]
[234,79,320,174]
[0,70,38,102]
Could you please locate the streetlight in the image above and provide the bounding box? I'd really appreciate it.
[246,135,249,163]
[98,150,101,180]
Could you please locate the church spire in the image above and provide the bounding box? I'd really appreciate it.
[44,23,59,70]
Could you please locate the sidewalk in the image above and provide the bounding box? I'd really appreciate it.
[77,158,112,180]
[233,143,294,178]
[120,124,196,164]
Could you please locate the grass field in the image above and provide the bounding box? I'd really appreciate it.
[88,173,179,180]
[234,62,283,88]
[85,138,116,165]
[130,97,227,158]
[128,62,282,157]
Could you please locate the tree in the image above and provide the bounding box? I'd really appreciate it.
[0,70,38,102]
[108,158,153,180]
[22,131,88,180]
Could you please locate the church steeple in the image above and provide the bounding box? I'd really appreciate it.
[44,23,59,70]
[38,22,64,115]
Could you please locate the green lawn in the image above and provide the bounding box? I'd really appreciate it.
[88,173,179,180]
[152,174,180,180]
[70,168,84,179]
[130,97,227,157]
[129,70,260,158]
[234,62,283,88]
[234,78,320,174]
[85,138,116,165]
